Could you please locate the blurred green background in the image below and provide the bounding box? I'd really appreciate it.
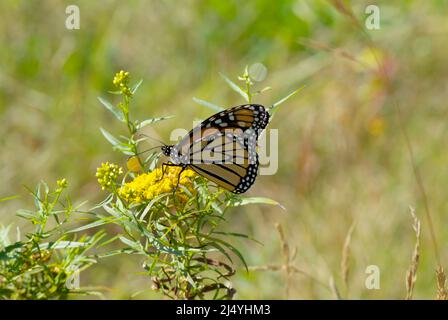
[1,0,448,299]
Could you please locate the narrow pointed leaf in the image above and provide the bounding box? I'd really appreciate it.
[39,241,88,250]
[219,72,249,102]
[0,195,19,203]
[270,85,306,115]
[229,196,285,210]
[98,97,125,122]
[131,79,143,94]
[136,116,174,130]
[68,218,114,233]
[100,127,121,146]
[193,97,224,111]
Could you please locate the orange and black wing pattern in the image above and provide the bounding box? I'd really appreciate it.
[170,104,269,193]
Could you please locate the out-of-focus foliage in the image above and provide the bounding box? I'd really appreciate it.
[0,181,104,299]
[1,0,448,299]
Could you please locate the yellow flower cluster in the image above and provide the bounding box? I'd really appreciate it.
[57,178,68,188]
[112,70,132,96]
[119,166,196,204]
[56,178,68,192]
[96,162,123,190]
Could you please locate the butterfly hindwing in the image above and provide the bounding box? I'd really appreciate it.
[190,160,259,194]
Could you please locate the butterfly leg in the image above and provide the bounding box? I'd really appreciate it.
[158,163,187,199]
[157,163,168,182]
[172,166,186,197]
[158,162,177,182]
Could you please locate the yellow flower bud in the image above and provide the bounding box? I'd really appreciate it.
[127,156,142,172]
[96,162,123,191]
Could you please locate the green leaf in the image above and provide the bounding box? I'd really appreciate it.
[100,127,121,146]
[103,204,122,219]
[0,195,19,203]
[97,235,119,248]
[206,241,233,265]
[213,231,262,245]
[114,145,133,155]
[39,241,88,250]
[270,85,306,116]
[136,116,174,130]
[0,242,25,261]
[139,194,169,220]
[229,196,285,210]
[41,180,49,195]
[177,261,196,287]
[0,225,11,248]
[205,235,248,272]
[219,72,249,102]
[89,194,113,211]
[16,209,36,220]
[118,236,142,252]
[145,152,162,171]
[107,90,122,95]
[33,183,43,212]
[68,218,114,233]
[253,86,272,96]
[192,97,224,111]
[131,79,143,94]
[98,97,125,122]
[98,248,138,258]
[133,218,183,256]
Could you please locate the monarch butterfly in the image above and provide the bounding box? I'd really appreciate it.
[161,104,270,193]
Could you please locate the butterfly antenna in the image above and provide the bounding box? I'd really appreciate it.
[137,133,167,146]
[133,145,164,157]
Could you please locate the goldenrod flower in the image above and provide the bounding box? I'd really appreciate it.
[119,166,196,204]
[96,162,123,190]
[112,70,132,97]
[113,70,129,87]
[56,178,68,191]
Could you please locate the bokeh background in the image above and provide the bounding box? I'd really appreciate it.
[1,0,448,299]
